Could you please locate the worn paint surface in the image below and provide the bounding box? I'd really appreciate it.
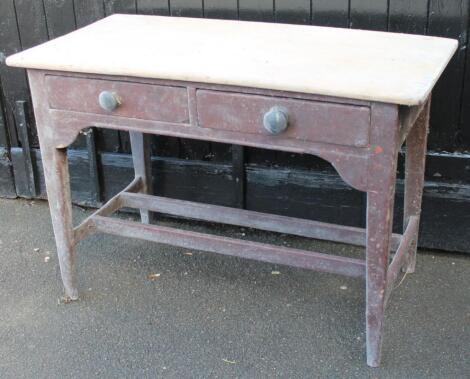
[27,67,431,367]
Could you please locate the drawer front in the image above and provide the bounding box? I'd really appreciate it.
[196,90,370,147]
[46,76,189,123]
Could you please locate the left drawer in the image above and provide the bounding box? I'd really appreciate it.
[45,75,190,123]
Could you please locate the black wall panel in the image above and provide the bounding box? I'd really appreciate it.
[1,0,470,252]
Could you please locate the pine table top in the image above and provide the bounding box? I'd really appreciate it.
[7,14,458,106]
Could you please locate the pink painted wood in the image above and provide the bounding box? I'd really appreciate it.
[403,100,431,273]
[27,68,430,367]
[196,89,371,147]
[129,132,152,224]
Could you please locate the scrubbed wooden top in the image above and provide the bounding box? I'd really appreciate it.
[7,14,457,105]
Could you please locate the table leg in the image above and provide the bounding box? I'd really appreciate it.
[366,180,396,367]
[403,100,430,273]
[41,145,78,301]
[130,131,153,223]
[365,103,401,367]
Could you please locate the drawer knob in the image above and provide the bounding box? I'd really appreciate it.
[263,106,289,135]
[98,91,120,112]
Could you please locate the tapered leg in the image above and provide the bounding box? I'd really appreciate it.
[130,131,153,223]
[365,103,401,367]
[403,100,430,273]
[41,145,78,301]
[366,184,396,367]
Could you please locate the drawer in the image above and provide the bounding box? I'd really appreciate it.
[196,90,370,147]
[45,75,189,123]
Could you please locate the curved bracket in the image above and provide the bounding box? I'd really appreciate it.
[45,115,90,149]
[44,111,371,192]
[309,147,369,192]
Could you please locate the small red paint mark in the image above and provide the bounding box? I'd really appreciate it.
[374,146,383,154]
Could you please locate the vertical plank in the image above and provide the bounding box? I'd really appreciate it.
[0,0,28,146]
[460,13,470,150]
[13,0,51,148]
[118,130,132,154]
[204,0,238,19]
[104,0,137,14]
[349,0,388,30]
[136,0,170,15]
[0,89,8,148]
[0,93,16,197]
[427,0,469,151]
[312,0,349,27]
[239,0,274,21]
[43,0,77,39]
[73,0,105,27]
[178,138,212,160]
[150,136,180,158]
[209,142,232,162]
[275,0,311,24]
[14,100,37,197]
[14,0,49,49]
[388,0,428,34]
[0,148,16,197]
[94,129,121,154]
[170,0,203,17]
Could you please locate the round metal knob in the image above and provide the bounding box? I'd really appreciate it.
[263,106,289,135]
[98,91,120,112]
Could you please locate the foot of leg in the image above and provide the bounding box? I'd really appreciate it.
[366,188,396,367]
[41,146,79,300]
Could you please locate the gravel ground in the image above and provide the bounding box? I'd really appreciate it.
[0,198,469,378]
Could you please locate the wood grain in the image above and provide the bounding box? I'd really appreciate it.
[6,14,457,105]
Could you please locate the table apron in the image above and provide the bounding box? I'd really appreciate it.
[28,70,406,193]
[47,108,371,191]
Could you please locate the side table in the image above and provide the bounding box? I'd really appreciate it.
[7,14,457,366]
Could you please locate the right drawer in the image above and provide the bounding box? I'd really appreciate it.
[196,90,371,147]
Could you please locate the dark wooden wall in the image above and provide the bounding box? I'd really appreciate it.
[1,0,470,252]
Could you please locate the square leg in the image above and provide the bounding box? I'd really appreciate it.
[366,187,396,367]
[40,145,78,301]
[365,102,401,367]
[130,131,153,223]
[403,100,430,273]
